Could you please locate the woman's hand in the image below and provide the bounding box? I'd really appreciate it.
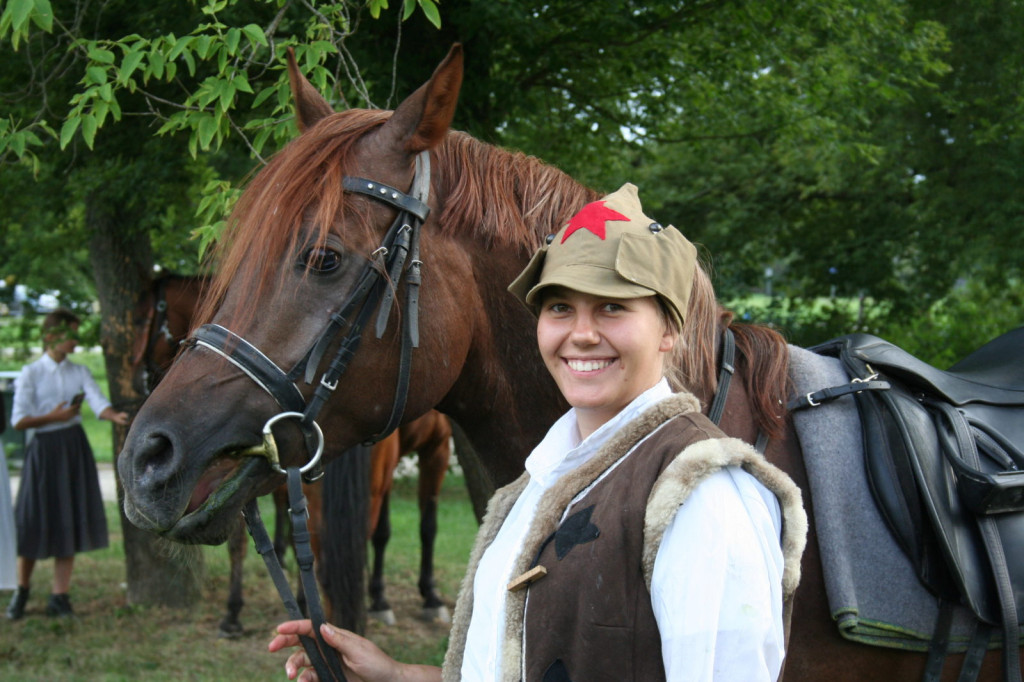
[268,620,441,682]
[98,406,130,426]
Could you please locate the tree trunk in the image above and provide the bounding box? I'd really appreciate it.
[86,197,203,608]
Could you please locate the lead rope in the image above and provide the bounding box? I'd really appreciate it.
[243,471,348,682]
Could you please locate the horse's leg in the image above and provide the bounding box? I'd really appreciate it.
[218,514,246,638]
[368,492,395,625]
[416,427,451,623]
[367,434,399,625]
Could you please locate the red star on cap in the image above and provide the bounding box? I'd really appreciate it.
[561,201,629,243]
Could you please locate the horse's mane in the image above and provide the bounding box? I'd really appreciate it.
[677,266,792,440]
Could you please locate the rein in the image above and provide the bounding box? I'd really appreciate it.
[709,328,769,453]
[182,152,432,682]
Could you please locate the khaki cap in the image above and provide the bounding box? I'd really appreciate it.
[508,183,696,329]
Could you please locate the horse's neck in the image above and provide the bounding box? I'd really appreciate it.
[713,371,762,446]
[436,248,567,489]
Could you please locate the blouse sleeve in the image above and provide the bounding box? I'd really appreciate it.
[78,364,112,416]
[650,466,786,681]
[9,365,38,428]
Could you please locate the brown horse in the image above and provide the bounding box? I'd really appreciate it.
[118,46,1020,679]
[131,274,453,628]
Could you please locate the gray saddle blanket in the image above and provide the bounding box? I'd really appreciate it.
[788,345,979,650]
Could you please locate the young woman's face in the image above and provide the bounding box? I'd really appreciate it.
[536,287,676,434]
[47,323,80,356]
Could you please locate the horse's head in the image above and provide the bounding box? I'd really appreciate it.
[119,46,475,543]
[130,275,207,396]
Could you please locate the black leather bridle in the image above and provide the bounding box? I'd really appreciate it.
[180,152,432,682]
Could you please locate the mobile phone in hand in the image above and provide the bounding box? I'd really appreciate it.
[71,392,85,407]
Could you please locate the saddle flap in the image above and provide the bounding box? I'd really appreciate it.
[825,330,1024,407]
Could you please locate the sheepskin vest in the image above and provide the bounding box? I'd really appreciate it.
[441,392,808,682]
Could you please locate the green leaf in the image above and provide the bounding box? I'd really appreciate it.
[80,114,98,149]
[219,81,235,110]
[119,50,145,83]
[368,0,388,20]
[232,73,253,94]
[8,0,33,32]
[402,0,415,21]
[168,35,192,61]
[197,113,217,150]
[93,100,109,126]
[195,35,212,59]
[252,86,275,108]
[59,118,80,149]
[419,0,441,29]
[10,130,26,157]
[225,27,240,55]
[88,47,116,64]
[148,51,165,80]
[181,50,196,76]
[86,66,107,85]
[31,0,52,32]
[252,125,272,154]
[241,23,267,47]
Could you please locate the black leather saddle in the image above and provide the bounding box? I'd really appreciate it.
[796,327,1024,682]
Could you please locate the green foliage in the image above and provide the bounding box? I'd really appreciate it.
[0,0,1020,358]
[727,276,1022,367]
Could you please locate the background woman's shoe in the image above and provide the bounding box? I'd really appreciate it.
[45,593,73,618]
[6,587,29,620]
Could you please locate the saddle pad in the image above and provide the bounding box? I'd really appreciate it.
[788,345,979,650]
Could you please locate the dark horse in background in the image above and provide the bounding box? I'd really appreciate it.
[118,45,1021,679]
[131,275,454,629]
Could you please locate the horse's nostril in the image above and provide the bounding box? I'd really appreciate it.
[134,432,176,486]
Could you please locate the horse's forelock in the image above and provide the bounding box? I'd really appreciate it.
[195,111,391,331]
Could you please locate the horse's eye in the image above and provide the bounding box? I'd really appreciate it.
[302,247,342,274]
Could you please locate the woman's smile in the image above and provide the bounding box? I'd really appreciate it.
[565,357,616,373]
[537,287,675,439]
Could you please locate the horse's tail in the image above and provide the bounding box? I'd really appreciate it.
[724,314,792,441]
[319,446,371,634]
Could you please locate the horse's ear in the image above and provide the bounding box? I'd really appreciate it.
[382,43,463,153]
[287,47,335,132]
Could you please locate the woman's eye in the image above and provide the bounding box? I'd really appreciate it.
[302,247,342,273]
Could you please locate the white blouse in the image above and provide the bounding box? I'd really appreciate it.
[460,379,785,681]
[11,353,111,434]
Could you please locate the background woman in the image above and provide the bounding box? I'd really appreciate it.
[5,308,129,620]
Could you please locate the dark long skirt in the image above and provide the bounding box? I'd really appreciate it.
[13,425,109,559]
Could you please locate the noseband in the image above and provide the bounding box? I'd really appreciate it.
[183,151,431,480]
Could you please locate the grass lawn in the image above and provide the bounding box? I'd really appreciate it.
[1,472,477,680]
